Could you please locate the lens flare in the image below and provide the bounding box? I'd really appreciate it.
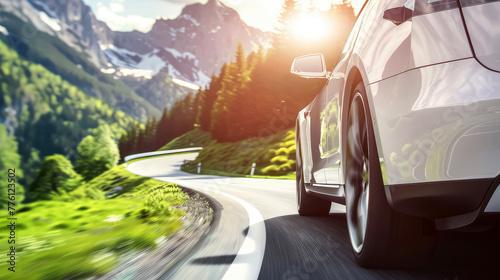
[291,13,328,41]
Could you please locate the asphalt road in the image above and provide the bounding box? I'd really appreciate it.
[127,153,500,280]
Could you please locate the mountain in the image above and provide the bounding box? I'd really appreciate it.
[14,0,269,87]
[108,0,270,85]
[0,0,161,118]
[3,0,111,67]
[0,0,270,112]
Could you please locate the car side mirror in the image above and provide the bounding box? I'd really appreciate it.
[383,6,412,26]
[290,53,328,79]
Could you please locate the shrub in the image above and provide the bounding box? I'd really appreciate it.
[30,154,82,201]
[284,140,295,147]
[276,147,288,156]
[261,165,280,176]
[271,155,288,165]
[288,146,297,160]
[75,125,119,181]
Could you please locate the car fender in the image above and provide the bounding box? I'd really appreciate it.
[341,54,389,187]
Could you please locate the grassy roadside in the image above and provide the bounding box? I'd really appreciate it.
[0,165,190,279]
[181,128,297,179]
[159,129,212,151]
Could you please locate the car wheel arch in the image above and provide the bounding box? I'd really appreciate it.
[340,64,387,189]
[340,66,363,183]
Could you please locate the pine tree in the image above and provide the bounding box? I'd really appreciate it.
[201,65,226,131]
[128,122,140,154]
[155,107,170,147]
[211,44,251,141]
[118,133,129,160]
[30,154,82,200]
[195,89,206,128]
[75,125,119,181]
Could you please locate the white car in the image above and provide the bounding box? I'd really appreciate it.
[291,0,500,268]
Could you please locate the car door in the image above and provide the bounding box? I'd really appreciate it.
[322,57,348,185]
[308,85,329,184]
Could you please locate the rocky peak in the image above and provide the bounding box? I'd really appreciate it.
[183,0,234,16]
[26,0,112,66]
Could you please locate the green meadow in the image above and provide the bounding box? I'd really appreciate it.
[0,165,188,279]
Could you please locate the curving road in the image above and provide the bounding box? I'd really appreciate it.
[127,153,500,280]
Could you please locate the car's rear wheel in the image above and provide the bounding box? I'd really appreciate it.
[296,137,331,216]
[345,82,437,268]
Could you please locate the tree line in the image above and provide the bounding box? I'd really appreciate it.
[118,91,203,158]
[118,0,356,154]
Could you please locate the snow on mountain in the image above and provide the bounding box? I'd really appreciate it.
[107,0,270,86]
[0,25,8,36]
[180,13,200,27]
[99,42,205,85]
[165,47,195,60]
[172,78,201,91]
[39,11,61,32]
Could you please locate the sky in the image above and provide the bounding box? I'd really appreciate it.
[82,0,365,33]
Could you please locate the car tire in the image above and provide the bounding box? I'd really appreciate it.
[345,82,437,268]
[296,136,331,216]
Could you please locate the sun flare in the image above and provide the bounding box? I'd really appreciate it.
[291,13,329,41]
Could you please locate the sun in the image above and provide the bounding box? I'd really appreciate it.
[290,12,329,41]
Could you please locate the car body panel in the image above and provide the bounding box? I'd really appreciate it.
[412,7,472,68]
[353,0,414,83]
[321,55,349,185]
[370,58,500,185]
[460,1,500,71]
[298,84,330,184]
[297,108,313,184]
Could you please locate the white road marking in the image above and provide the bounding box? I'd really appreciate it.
[219,191,266,280]
[170,183,266,280]
[126,156,267,279]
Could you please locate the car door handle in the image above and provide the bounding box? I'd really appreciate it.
[383,6,413,25]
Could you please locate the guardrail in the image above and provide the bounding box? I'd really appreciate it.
[124,147,203,162]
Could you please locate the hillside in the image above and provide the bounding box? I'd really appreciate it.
[182,128,296,177]
[134,72,196,111]
[159,129,213,151]
[0,11,160,118]
[0,39,137,185]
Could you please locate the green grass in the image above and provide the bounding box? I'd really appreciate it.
[0,165,188,279]
[159,128,213,151]
[182,128,297,179]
